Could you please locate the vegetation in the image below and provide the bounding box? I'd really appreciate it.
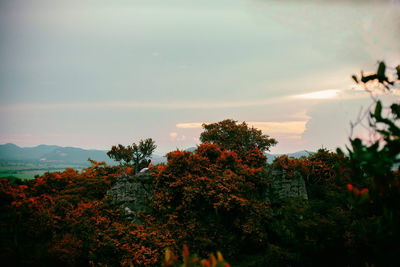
[151,142,268,264]
[338,61,400,265]
[107,138,157,173]
[0,164,89,181]
[0,63,399,266]
[200,119,277,161]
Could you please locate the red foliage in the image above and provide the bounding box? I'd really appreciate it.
[244,146,267,168]
[0,144,270,265]
[151,143,269,259]
[272,149,351,186]
[0,160,175,266]
[199,119,277,160]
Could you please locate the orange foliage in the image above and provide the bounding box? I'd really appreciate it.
[272,149,350,186]
[0,160,175,266]
[162,245,231,267]
[151,143,269,259]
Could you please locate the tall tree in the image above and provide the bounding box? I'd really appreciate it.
[131,139,157,174]
[107,138,156,174]
[200,119,277,161]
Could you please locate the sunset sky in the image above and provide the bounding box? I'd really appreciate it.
[1,0,399,154]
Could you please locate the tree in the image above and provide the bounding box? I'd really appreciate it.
[131,139,157,174]
[107,138,156,174]
[106,144,132,166]
[200,119,277,161]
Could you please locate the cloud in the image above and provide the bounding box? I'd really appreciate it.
[293,89,341,99]
[169,132,178,140]
[169,132,186,141]
[43,133,74,137]
[2,89,367,113]
[1,134,33,137]
[0,97,287,112]
[176,120,309,135]
[300,96,376,152]
[176,122,204,129]
[2,84,380,114]
[248,121,308,135]
[260,0,397,3]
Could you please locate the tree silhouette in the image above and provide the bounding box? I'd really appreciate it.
[107,138,156,174]
[200,119,277,161]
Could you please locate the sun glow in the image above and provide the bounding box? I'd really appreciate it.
[248,121,308,135]
[176,123,204,129]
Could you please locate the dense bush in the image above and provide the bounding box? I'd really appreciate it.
[151,143,269,264]
[0,161,173,266]
[200,119,277,160]
[0,143,270,266]
[267,149,354,266]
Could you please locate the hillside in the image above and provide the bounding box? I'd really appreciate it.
[0,143,167,180]
[0,143,170,165]
[0,143,112,164]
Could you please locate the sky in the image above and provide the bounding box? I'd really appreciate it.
[0,0,399,154]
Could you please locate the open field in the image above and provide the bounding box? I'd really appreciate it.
[0,163,88,180]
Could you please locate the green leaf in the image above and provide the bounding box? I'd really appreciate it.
[396,65,400,80]
[374,101,382,119]
[377,61,386,78]
[391,104,400,118]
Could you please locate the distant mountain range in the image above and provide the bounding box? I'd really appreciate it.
[0,143,312,166]
[0,143,115,165]
[0,143,167,166]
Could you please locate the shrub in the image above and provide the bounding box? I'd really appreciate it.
[151,143,270,263]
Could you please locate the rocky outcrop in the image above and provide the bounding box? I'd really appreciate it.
[108,168,308,219]
[107,172,153,219]
[265,169,308,203]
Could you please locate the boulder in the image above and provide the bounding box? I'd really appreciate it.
[108,168,308,220]
[264,169,308,203]
[107,172,153,219]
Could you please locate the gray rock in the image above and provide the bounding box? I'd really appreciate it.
[108,167,308,221]
[265,169,308,203]
[107,172,153,218]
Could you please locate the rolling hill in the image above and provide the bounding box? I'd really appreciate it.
[0,143,116,165]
